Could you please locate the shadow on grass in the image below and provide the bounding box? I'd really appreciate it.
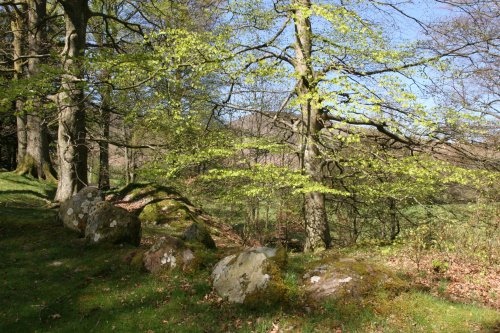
[0,172,56,205]
[0,204,281,333]
[0,189,51,200]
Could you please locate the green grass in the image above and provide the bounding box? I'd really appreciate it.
[0,172,56,206]
[1,172,499,332]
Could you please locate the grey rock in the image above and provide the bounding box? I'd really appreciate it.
[142,236,196,273]
[85,201,141,246]
[59,187,103,234]
[303,257,406,301]
[211,247,286,304]
[182,222,216,249]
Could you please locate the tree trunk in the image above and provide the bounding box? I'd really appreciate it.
[17,0,56,181]
[389,198,399,241]
[97,116,110,190]
[97,87,111,190]
[10,3,27,167]
[123,124,131,184]
[94,20,112,190]
[54,0,89,202]
[124,145,130,184]
[293,0,331,252]
[16,106,27,166]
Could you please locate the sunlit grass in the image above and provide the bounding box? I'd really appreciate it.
[0,172,56,206]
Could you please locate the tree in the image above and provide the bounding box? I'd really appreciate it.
[0,0,57,179]
[424,0,499,170]
[53,0,90,201]
[54,0,143,200]
[1,1,28,167]
[210,0,494,251]
[17,0,57,180]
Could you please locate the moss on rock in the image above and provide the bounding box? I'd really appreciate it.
[302,255,408,302]
[142,236,199,273]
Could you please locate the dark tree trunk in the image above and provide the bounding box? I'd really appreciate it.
[98,99,110,190]
[123,124,130,185]
[54,0,89,202]
[389,198,400,241]
[293,0,331,252]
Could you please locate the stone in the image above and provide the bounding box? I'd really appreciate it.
[85,201,141,246]
[59,187,103,235]
[211,247,287,305]
[139,199,193,225]
[142,236,196,273]
[182,222,216,249]
[139,199,217,249]
[302,256,406,301]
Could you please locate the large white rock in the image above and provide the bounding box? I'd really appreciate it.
[211,247,286,304]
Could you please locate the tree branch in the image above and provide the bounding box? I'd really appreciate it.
[89,11,143,36]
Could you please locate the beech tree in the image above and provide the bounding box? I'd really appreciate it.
[1,1,28,167]
[18,0,56,180]
[209,0,496,251]
[53,0,90,201]
[0,0,56,180]
[54,0,143,201]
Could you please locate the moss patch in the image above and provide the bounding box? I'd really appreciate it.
[303,254,408,302]
[138,200,193,225]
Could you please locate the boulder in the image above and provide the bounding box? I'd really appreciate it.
[85,201,141,246]
[211,247,287,305]
[303,257,406,301]
[139,199,193,225]
[182,222,216,249]
[59,187,103,234]
[142,236,196,273]
[139,199,216,249]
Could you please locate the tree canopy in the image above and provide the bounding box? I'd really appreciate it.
[0,0,498,251]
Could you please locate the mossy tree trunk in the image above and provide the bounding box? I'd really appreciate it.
[54,0,89,202]
[17,0,57,181]
[10,2,27,168]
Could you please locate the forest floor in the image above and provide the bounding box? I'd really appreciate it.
[0,172,499,333]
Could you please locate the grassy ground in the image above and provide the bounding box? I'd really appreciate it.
[1,172,499,332]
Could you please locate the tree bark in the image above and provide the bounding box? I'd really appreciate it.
[16,103,27,166]
[93,18,112,190]
[293,0,331,252]
[17,0,56,181]
[54,0,89,202]
[10,3,27,167]
[98,95,110,190]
